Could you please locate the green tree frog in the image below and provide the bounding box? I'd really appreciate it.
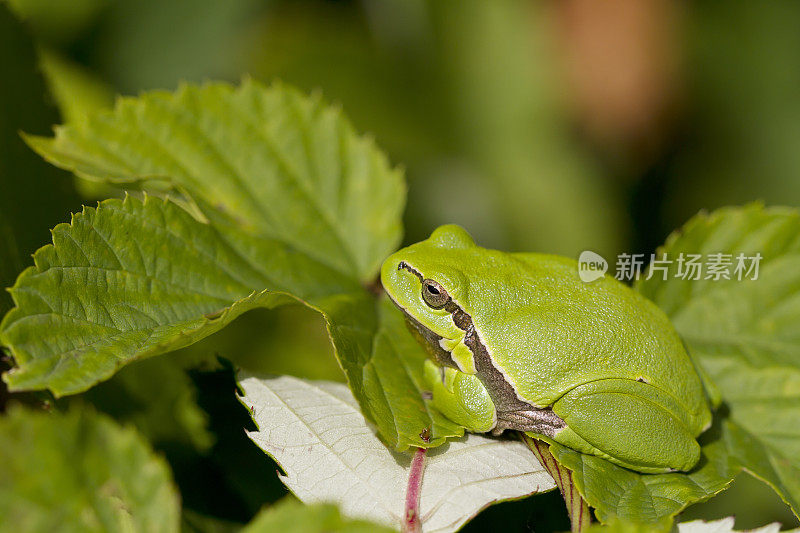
[381,225,712,473]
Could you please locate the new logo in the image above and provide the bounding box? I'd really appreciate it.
[578,251,607,282]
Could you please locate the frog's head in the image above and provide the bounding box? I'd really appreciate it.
[381,225,476,369]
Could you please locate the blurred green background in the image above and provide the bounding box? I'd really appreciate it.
[1,0,799,530]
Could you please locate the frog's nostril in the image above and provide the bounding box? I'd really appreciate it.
[398,261,407,271]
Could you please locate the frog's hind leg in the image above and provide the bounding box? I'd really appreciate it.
[550,379,701,473]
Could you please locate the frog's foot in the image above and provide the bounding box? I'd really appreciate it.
[491,408,566,438]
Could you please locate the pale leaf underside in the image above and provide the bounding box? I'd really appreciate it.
[239,374,556,533]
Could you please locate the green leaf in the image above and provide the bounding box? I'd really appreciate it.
[637,203,800,368]
[359,297,464,449]
[0,194,355,396]
[0,405,179,533]
[242,498,395,533]
[23,79,404,282]
[637,204,800,519]
[1,81,456,450]
[706,358,800,520]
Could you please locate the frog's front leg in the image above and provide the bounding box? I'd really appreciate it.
[423,361,566,437]
[423,361,496,433]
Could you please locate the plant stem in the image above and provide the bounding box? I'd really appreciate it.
[522,434,591,532]
[403,447,427,533]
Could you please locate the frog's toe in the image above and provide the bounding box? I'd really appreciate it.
[551,379,701,473]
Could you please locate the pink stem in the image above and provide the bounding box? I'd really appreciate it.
[403,447,427,533]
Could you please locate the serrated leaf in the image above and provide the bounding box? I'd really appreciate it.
[637,204,800,368]
[242,498,394,533]
[0,194,356,395]
[636,204,800,519]
[1,81,456,451]
[238,374,556,533]
[0,405,179,533]
[23,79,404,282]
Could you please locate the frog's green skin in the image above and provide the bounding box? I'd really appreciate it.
[381,225,712,474]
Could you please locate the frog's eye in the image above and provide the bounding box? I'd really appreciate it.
[421,279,450,308]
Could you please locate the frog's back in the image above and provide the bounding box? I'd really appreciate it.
[463,251,708,434]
